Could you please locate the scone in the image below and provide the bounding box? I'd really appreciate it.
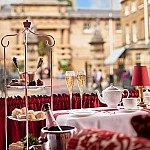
[28,113,36,120]
[35,111,46,119]
[12,108,22,118]
[21,107,26,114]
[28,110,34,114]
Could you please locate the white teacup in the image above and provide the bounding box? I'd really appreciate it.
[122,98,139,109]
[144,96,150,105]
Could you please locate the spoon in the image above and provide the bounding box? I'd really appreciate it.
[36,58,43,72]
[12,57,20,73]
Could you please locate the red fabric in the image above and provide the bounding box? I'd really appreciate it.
[0,90,140,149]
[53,112,69,120]
[122,89,139,98]
[131,114,150,139]
[67,128,150,150]
[0,93,103,149]
[142,108,150,113]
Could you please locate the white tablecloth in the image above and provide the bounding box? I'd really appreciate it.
[53,107,148,136]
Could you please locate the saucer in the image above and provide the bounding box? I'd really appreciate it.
[71,110,97,117]
[118,106,141,113]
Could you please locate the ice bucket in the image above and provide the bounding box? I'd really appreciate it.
[39,126,77,150]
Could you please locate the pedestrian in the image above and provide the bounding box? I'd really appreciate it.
[121,70,129,88]
[92,69,97,89]
[94,69,103,92]
[92,69,97,83]
[128,67,133,81]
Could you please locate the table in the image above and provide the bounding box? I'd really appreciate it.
[54,107,148,136]
[0,93,102,150]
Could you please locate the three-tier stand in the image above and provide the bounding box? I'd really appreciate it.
[1,20,55,150]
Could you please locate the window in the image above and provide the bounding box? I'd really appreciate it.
[125,25,130,44]
[131,1,136,12]
[132,22,137,42]
[83,22,92,33]
[116,23,121,32]
[125,5,129,16]
[136,53,141,61]
[135,53,141,65]
[16,29,19,44]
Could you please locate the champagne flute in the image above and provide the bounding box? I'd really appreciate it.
[65,71,75,110]
[76,70,86,109]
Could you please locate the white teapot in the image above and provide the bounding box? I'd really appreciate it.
[95,83,129,108]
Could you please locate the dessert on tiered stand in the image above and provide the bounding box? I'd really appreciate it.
[9,134,41,150]
[10,107,46,121]
[9,57,44,87]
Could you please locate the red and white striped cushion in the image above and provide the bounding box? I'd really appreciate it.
[67,128,150,150]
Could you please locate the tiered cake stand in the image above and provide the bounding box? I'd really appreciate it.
[1,20,55,150]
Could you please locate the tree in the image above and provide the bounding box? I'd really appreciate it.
[38,41,47,56]
[57,0,72,6]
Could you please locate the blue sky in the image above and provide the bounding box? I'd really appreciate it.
[0,0,121,10]
[76,0,121,10]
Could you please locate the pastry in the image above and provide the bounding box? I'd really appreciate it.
[28,110,34,114]
[9,141,24,150]
[29,81,36,86]
[9,79,19,86]
[21,107,26,114]
[12,108,22,118]
[35,111,46,119]
[28,113,36,120]
[37,79,44,86]
[9,81,18,86]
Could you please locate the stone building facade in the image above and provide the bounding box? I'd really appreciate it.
[0,0,122,79]
[121,0,150,72]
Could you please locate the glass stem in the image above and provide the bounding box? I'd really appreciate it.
[70,93,72,110]
[80,92,83,109]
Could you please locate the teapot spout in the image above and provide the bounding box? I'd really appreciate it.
[95,90,106,104]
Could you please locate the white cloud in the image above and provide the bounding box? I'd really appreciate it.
[112,0,122,10]
[90,0,121,10]
[0,0,23,5]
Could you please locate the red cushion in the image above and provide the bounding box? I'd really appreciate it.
[67,128,150,150]
[131,114,150,139]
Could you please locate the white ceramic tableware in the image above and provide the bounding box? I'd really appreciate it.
[122,98,139,109]
[144,96,150,105]
[95,83,129,108]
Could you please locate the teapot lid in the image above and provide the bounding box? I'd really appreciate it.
[103,83,121,91]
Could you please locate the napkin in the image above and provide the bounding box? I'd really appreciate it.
[141,108,150,113]
[95,108,118,112]
[53,112,69,119]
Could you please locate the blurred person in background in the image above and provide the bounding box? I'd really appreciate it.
[92,69,97,88]
[121,70,129,88]
[94,69,103,92]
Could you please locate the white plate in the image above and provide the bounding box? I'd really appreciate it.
[8,116,46,121]
[7,85,47,89]
[71,110,97,117]
[118,107,141,113]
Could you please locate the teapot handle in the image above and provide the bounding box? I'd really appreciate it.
[123,89,130,98]
[119,89,130,106]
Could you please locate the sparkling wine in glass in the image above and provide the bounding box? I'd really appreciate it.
[65,71,75,110]
[77,70,86,109]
